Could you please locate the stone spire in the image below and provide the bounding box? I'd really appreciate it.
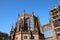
[58,5,60,10]
[10,24,14,34]
[32,11,34,16]
[11,24,14,31]
[24,9,26,14]
[18,12,20,20]
[18,12,20,17]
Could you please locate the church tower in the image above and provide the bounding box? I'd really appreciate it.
[10,11,44,40]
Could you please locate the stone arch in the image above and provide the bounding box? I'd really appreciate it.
[43,26,51,32]
[42,24,52,32]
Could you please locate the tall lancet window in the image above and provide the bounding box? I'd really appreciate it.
[26,18,32,31]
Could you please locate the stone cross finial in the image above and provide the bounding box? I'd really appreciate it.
[32,11,34,15]
[18,13,20,16]
[24,9,26,14]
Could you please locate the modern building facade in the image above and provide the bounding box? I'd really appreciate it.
[10,12,45,40]
[50,5,60,40]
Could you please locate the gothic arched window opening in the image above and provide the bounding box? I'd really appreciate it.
[25,18,32,31]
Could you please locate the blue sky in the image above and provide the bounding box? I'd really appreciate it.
[0,0,60,37]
